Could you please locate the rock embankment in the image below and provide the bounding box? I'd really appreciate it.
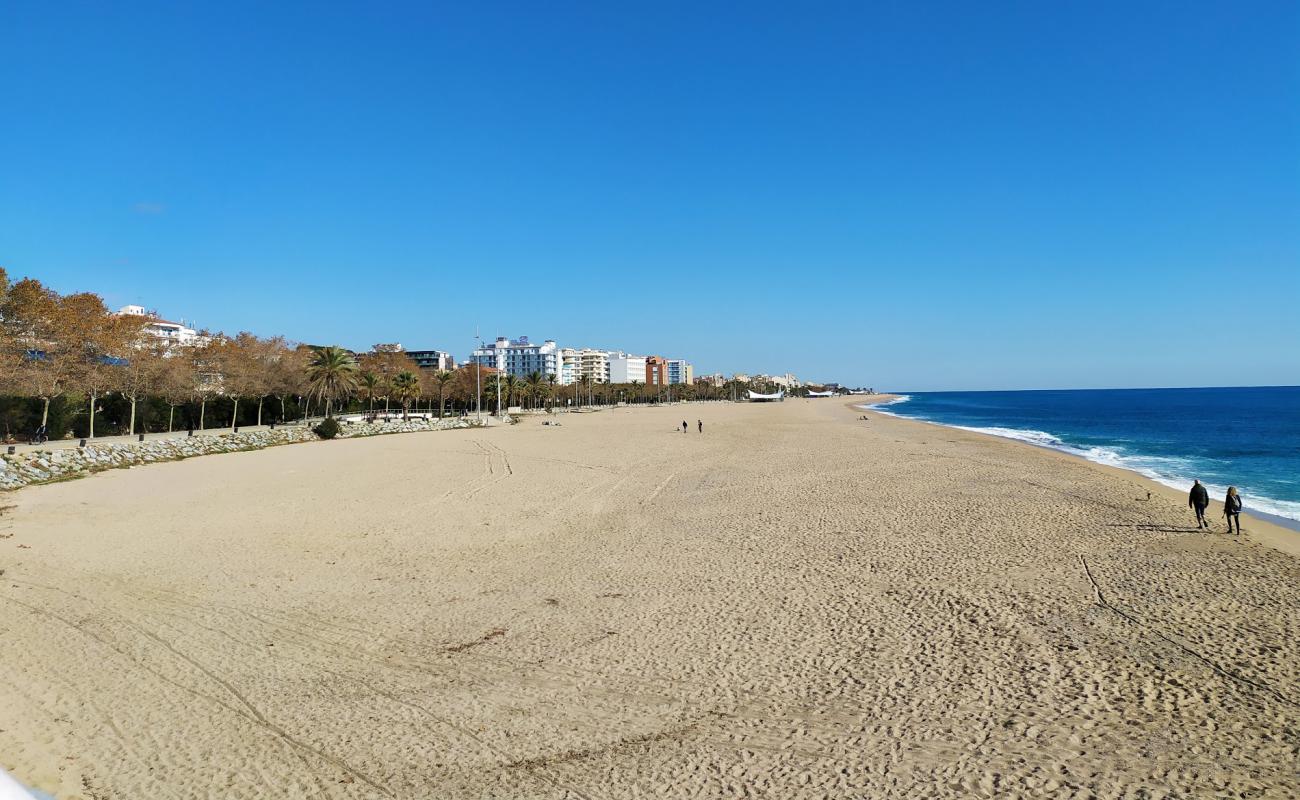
[0,416,480,490]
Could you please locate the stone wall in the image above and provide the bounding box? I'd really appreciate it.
[0,417,482,491]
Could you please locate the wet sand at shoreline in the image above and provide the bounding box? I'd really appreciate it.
[2,398,1297,798]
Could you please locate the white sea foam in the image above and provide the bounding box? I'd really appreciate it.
[858,395,912,416]
[858,408,1300,524]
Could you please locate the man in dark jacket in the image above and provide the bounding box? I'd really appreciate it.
[1188,480,1210,529]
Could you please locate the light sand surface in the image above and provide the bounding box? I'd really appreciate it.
[1,399,1297,799]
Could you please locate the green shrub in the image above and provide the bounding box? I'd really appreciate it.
[314,417,341,439]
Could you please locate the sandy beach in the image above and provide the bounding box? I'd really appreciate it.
[1,398,1297,799]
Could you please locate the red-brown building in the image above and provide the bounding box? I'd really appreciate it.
[645,355,668,386]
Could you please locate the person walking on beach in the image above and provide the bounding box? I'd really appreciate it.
[1188,479,1210,529]
[682,420,688,434]
[1223,487,1243,535]
[697,420,703,433]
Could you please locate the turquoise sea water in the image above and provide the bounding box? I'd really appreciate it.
[867,387,1300,525]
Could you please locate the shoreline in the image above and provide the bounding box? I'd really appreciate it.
[852,397,1300,558]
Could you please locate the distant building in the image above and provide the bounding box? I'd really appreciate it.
[695,373,726,386]
[551,347,612,385]
[116,305,202,346]
[608,352,648,384]
[579,348,611,384]
[470,336,561,380]
[372,343,404,353]
[645,355,669,386]
[770,373,801,388]
[666,359,693,385]
[407,349,456,371]
[559,348,581,385]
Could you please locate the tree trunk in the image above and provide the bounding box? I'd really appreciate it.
[325,397,332,418]
[129,397,137,435]
[200,399,206,430]
[41,397,51,427]
[439,389,445,418]
[257,397,264,427]
[168,405,175,433]
[231,398,239,430]
[89,391,97,438]
[280,395,287,422]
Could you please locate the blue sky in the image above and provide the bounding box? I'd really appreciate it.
[2,1,1297,390]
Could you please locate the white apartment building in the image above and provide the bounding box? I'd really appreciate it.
[470,336,562,380]
[666,359,693,385]
[116,305,202,346]
[558,347,612,385]
[608,352,648,384]
[770,373,802,388]
[559,348,580,385]
[579,348,611,384]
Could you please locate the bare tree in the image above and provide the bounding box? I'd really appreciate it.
[268,345,309,424]
[216,332,267,430]
[187,333,222,430]
[66,294,139,438]
[251,336,289,426]
[119,331,168,435]
[155,348,194,432]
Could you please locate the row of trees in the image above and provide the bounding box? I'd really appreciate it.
[0,268,794,442]
[0,270,328,439]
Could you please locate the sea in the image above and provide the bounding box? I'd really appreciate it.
[864,386,1300,527]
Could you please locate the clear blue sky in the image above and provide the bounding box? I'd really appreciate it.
[3,1,1297,390]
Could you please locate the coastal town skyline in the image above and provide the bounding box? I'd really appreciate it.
[71,293,830,390]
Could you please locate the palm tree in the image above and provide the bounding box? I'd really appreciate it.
[524,371,544,410]
[503,373,520,411]
[434,370,454,418]
[545,373,557,411]
[358,372,380,414]
[305,346,359,418]
[392,370,420,420]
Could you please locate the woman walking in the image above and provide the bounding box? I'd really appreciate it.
[1223,487,1243,535]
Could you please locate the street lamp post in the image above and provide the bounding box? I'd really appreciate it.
[474,332,483,424]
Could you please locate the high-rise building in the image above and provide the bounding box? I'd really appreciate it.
[558,348,581,385]
[578,348,611,384]
[645,356,669,385]
[608,352,647,384]
[666,360,693,385]
[556,347,612,385]
[470,336,561,380]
